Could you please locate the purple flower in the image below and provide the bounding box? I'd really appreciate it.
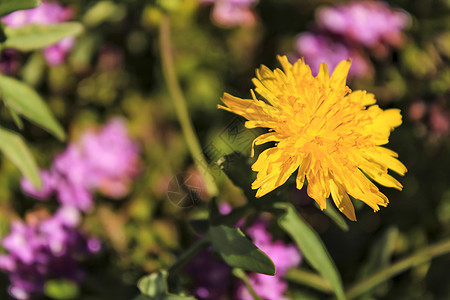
[200,0,259,27]
[316,1,410,49]
[186,249,232,300]
[0,50,21,75]
[42,37,75,66]
[236,221,301,300]
[21,118,140,212]
[21,170,54,200]
[79,118,140,198]
[293,1,410,79]
[295,32,372,78]
[1,1,75,66]
[236,274,289,300]
[0,207,99,300]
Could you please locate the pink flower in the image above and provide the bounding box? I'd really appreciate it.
[236,221,301,300]
[200,0,259,27]
[295,32,372,78]
[316,1,410,49]
[21,170,54,199]
[21,118,141,212]
[0,207,99,300]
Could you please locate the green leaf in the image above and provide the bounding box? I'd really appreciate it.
[44,279,79,300]
[0,126,41,187]
[275,203,346,300]
[137,271,195,300]
[0,0,41,17]
[0,74,65,140]
[82,1,126,28]
[208,225,276,275]
[5,105,24,130]
[2,22,83,51]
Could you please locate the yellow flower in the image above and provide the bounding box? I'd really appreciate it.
[218,56,407,221]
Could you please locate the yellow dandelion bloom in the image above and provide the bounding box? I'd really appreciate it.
[218,56,407,221]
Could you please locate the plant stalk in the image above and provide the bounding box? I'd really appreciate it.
[345,237,450,299]
[159,14,218,197]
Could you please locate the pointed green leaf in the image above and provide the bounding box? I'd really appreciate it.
[137,271,195,300]
[275,203,346,300]
[0,0,41,17]
[2,22,83,51]
[209,225,276,275]
[0,126,41,187]
[0,74,65,140]
[5,105,24,130]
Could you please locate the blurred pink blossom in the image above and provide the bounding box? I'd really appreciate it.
[0,207,99,300]
[236,221,301,300]
[21,118,141,212]
[293,1,410,79]
[21,170,54,199]
[200,0,258,27]
[317,1,410,49]
[295,32,373,78]
[429,103,450,136]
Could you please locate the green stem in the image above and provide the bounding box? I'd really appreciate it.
[232,268,263,300]
[286,268,333,294]
[159,14,218,197]
[345,237,450,300]
[168,237,210,275]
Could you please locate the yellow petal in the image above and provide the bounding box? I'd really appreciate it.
[331,58,352,89]
[296,153,311,190]
[329,180,356,221]
[250,132,282,157]
[253,155,300,198]
[316,63,330,84]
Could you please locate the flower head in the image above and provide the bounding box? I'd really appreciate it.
[200,0,259,27]
[316,1,410,49]
[0,207,99,300]
[21,118,140,212]
[218,56,407,220]
[295,32,372,78]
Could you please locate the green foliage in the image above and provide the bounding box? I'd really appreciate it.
[276,203,346,300]
[209,225,276,275]
[0,0,41,17]
[0,74,65,140]
[1,22,83,51]
[137,271,195,300]
[44,280,79,300]
[0,127,41,187]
